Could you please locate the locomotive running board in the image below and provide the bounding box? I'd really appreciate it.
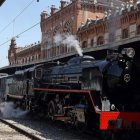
[53,114,71,122]
[33,88,100,115]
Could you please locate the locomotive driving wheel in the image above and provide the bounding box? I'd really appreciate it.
[48,100,56,119]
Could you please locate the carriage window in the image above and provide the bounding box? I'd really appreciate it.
[35,68,42,79]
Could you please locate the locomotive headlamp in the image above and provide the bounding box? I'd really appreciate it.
[111,104,115,111]
[121,48,135,58]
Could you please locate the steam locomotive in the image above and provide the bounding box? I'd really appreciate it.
[0,47,140,134]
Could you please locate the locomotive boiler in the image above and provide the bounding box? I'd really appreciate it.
[1,47,140,134]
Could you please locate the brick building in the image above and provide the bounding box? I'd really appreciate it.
[8,38,41,66]
[8,0,140,66]
[77,0,140,58]
[40,0,123,61]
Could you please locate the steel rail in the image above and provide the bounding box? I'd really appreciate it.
[0,118,42,140]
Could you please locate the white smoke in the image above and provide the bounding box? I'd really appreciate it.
[0,102,28,118]
[54,34,63,46]
[54,34,83,56]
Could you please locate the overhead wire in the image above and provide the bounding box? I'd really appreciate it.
[0,21,40,47]
[0,0,40,47]
[0,0,42,65]
[0,0,36,35]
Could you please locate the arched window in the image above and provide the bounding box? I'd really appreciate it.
[97,36,104,46]
[122,28,129,39]
[47,49,50,58]
[38,54,40,59]
[137,25,140,35]
[64,45,67,53]
[53,24,61,35]
[56,46,60,56]
[32,56,34,61]
[90,39,94,47]
[63,19,73,34]
[82,41,87,48]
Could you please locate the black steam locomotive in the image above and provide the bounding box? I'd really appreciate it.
[1,47,140,132]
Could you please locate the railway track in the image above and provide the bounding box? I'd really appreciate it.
[0,116,96,140]
[0,115,137,140]
[0,117,43,140]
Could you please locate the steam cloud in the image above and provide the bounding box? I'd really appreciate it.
[0,102,28,118]
[54,34,83,56]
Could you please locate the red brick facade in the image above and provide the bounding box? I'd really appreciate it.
[40,0,111,60]
[8,38,41,66]
[8,0,140,66]
[78,0,140,51]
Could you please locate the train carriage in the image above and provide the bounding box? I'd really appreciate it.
[0,73,8,101]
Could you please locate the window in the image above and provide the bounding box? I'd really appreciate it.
[63,19,73,34]
[56,46,60,56]
[38,54,40,59]
[97,36,104,45]
[137,25,140,35]
[32,56,34,61]
[25,58,27,63]
[82,41,87,48]
[53,25,61,35]
[47,49,50,58]
[90,39,94,47]
[64,45,67,53]
[122,28,129,39]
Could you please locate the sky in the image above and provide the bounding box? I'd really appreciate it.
[0,0,62,68]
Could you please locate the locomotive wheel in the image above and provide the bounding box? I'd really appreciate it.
[48,101,56,119]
